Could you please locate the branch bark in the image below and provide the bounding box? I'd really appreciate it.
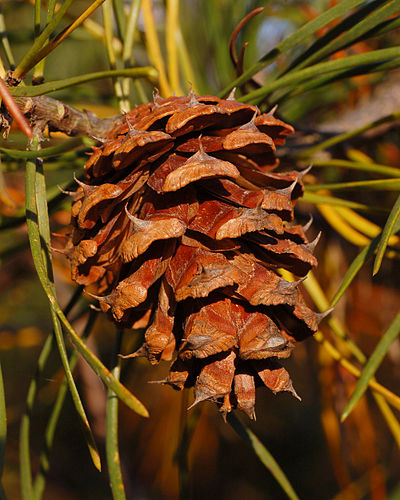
[9,95,123,140]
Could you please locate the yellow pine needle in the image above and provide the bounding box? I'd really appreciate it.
[346,148,374,163]
[45,0,107,51]
[315,331,400,412]
[102,1,118,68]
[0,57,6,79]
[335,206,400,248]
[303,273,400,447]
[176,26,198,93]
[332,465,385,500]
[26,0,123,54]
[102,0,129,113]
[282,269,351,352]
[303,270,329,310]
[0,6,15,68]
[85,17,123,54]
[317,204,370,246]
[374,394,400,449]
[142,0,171,96]
[166,0,183,95]
[14,0,107,78]
[303,271,366,361]
[281,268,400,445]
[318,346,352,489]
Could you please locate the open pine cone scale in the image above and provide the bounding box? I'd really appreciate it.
[65,91,322,419]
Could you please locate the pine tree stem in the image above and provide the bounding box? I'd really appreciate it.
[9,96,121,140]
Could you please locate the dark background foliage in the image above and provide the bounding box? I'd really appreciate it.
[1,1,400,499]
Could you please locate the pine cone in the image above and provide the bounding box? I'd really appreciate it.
[65,91,322,419]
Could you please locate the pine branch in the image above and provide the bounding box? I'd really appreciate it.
[6,95,122,140]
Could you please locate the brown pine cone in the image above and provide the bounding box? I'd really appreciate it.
[64,91,323,419]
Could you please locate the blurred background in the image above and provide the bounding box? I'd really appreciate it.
[1,1,400,499]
